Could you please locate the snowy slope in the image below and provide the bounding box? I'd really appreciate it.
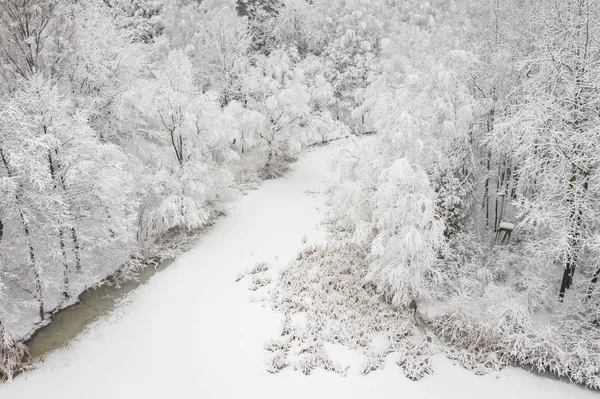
[0,141,596,399]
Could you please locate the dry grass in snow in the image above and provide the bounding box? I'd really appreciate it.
[243,241,435,379]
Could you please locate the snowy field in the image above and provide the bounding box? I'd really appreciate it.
[0,141,596,399]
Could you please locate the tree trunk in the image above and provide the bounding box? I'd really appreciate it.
[47,151,70,300]
[265,142,274,170]
[559,258,576,301]
[26,221,44,320]
[71,227,81,272]
[482,150,491,228]
[494,156,502,231]
[558,168,587,301]
[59,229,69,301]
[586,267,600,298]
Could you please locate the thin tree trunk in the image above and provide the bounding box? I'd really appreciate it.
[71,227,81,272]
[494,156,502,231]
[505,158,513,196]
[59,229,69,301]
[510,163,518,199]
[47,151,70,300]
[265,146,274,170]
[26,221,43,320]
[586,267,600,298]
[559,258,576,301]
[498,157,510,223]
[559,169,587,301]
[482,150,491,228]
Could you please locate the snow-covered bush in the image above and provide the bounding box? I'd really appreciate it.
[0,323,27,381]
[396,336,434,381]
[0,272,26,380]
[411,234,600,388]
[428,283,600,388]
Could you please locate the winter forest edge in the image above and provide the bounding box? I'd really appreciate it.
[0,0,600,390]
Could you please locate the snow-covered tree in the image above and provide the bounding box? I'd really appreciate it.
[236,0,281,53]
[465,0,536,231]
[57,2,151,144]
[192,7,252,107]
[272,0,327,57]
[321,0,386,117]
[137,50,238,242]
[296,55,347,144]
[108,0,164,43]
[329,0,480,313]
[243,50,311,176]
[1,75,135,308]
[368,158,446,309]
[0,0,55,86]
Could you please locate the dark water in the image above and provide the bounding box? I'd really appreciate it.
[26,259,174,360]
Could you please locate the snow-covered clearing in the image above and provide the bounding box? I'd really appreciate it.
[0,141,596,399]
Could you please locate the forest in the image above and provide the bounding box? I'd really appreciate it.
[0,0,599,392]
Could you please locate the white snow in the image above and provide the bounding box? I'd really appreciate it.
[0,141,596,399]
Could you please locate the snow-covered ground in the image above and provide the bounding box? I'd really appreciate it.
[0,141,596,399]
